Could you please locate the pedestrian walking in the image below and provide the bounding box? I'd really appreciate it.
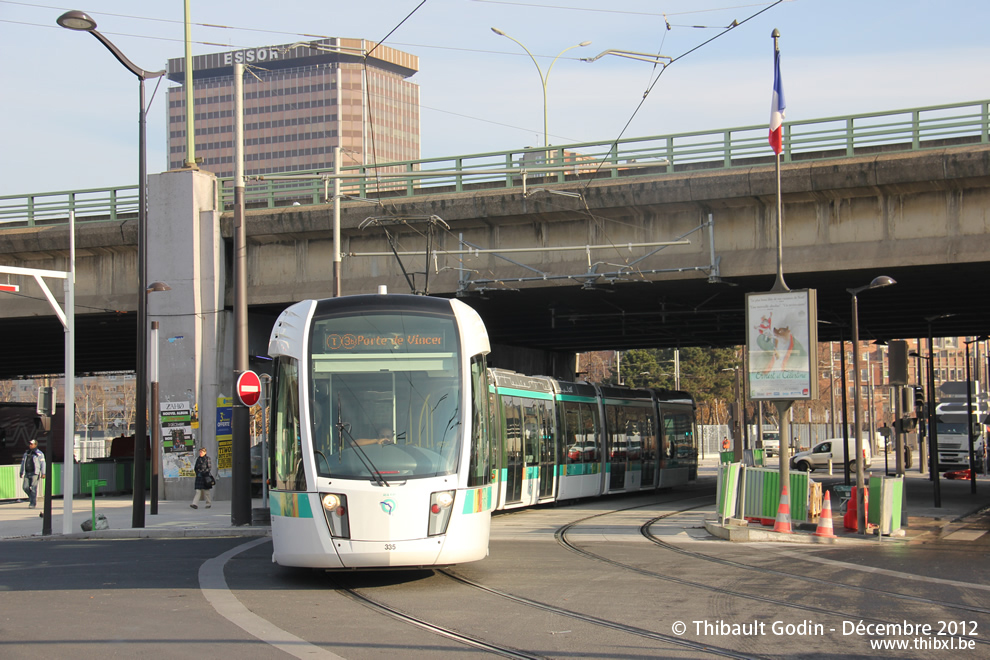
[19,439,46,508]
[190,447,214,509]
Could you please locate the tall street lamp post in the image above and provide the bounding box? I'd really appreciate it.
[146,282,171,515]
[922,313,954,508]
[910,350,937,503]
[848,275,896,534]
[964,336,989,494]
[58,10,166,528]
[491,28,590,152]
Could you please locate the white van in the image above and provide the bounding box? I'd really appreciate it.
[790,437,873,473]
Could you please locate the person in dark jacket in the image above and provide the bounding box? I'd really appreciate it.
[19,439,46,508]
[190,447,214,509]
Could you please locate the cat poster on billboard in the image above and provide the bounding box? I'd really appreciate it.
[746,290,818,401]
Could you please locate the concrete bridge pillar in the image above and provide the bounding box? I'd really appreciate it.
[147,169,231,502]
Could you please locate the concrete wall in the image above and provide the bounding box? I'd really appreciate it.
[147,169,231,502]
[231,145,990,302]
[4,145,988,320]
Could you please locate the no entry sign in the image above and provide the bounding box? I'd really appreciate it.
[236,370,262,407]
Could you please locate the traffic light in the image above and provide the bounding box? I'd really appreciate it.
[36,386,55,432]
[36,386,55,416]
[896,417,917,433]
[899,386,915,416]
[914,387,925,418]
[888,340,909,385]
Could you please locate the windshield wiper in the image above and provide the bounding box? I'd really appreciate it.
[336,395,390,487]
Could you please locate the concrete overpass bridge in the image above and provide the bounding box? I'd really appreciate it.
[2,99,989,382]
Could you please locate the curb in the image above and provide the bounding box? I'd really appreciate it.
[4,527,271,541]
[703,518,906,544]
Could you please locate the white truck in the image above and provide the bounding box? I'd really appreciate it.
[758,430,780,457]
[933,381,988,470]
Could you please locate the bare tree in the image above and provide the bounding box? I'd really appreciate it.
[576,351,617,384]
[0,380,15,402]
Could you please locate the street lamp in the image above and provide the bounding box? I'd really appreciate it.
[59,10,166,529]
[721,366,744,460]
[491,28,591,150]
[847,275,896,533]
[922,313,955,508]
[910,349,938,505]
[147,282,170,515]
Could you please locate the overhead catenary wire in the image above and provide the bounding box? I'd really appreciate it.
[577,0,786,194]
[470,0,779,18]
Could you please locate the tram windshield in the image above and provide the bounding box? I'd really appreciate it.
[308,312,462,480]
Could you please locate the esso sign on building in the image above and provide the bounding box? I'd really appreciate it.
[236,370,262,407]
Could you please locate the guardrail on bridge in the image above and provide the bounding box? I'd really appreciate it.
[2,99,987,227]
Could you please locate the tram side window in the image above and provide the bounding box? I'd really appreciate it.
[467,356,491,487]
[562,401,598,464]
[664,411,696,463]
[272,357,307,491]
[605,405,627,461]
[539,399,555,466]
[488,389,500,481]
[624,406,651,461]
[522,400,541,464]
[504,398,523,466]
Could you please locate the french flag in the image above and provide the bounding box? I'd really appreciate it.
[769,49,786,155]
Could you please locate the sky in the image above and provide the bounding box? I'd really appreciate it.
[2,0,989,196]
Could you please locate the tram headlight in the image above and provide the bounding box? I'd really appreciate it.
[320,492,350,539]
[428,490,455,537]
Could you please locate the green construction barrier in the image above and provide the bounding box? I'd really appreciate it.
[868,475,904,535]
[740,467,811,522]
[0,464,19,500]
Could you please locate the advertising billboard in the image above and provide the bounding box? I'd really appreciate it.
[746,290,818,401]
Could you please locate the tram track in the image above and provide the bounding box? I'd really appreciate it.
[640,511,990,618]
[550,496,990,648]
[438,569,761,660]
[329,575,546,660]
[438,490,765,659]
[330,489,762,659]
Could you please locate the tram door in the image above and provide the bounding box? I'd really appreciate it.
[533,398,555,500]
[503,397,524,503]
[605,405,626,491]
[641,413,657,487]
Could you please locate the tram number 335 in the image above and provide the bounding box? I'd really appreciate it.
[384,544,396,551]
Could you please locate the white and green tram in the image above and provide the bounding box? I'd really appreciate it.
[264,293,698,569]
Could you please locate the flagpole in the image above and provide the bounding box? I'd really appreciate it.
[771,28,787,295]
[769,27,794,505]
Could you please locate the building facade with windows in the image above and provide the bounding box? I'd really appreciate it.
[166,39,420,177]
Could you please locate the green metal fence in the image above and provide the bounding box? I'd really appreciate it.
[0,461,148,500]
[2,99,987,226]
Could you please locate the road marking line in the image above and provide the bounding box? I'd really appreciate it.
[200,538,344,659]
[944,529,987,541]
[775,547,990,591]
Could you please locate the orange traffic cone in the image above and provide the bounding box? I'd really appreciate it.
[813,491,837,538]
[773,485,793,533]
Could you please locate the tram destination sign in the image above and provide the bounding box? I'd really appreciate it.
[325,332,446,351]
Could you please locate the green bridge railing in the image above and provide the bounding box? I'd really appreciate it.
[2,99,987,227]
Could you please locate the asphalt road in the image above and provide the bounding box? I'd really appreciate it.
[3,488,990,659]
